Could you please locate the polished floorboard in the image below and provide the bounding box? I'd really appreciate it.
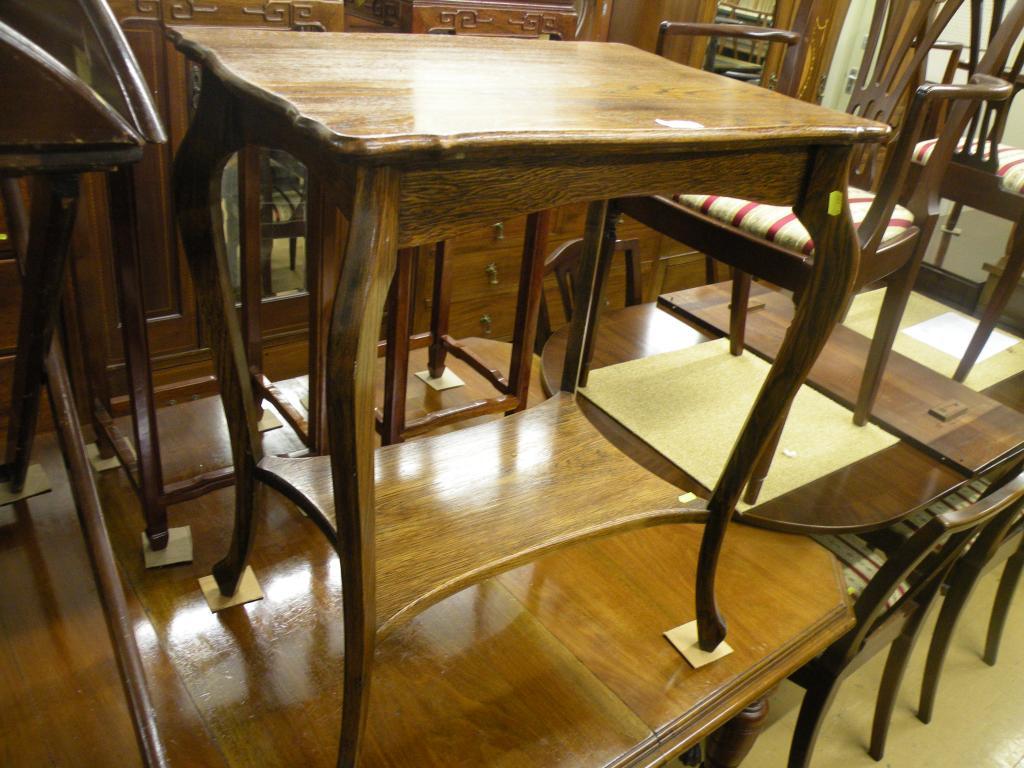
[3,339,1023,766]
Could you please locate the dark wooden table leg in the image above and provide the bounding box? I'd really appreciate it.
[428,240,452,379]
[508,209,550,412]
[704,697,770,768]
[108,165,170,550]
[698,146,860,650]
[3,173,79,494]
[173,74,262,595]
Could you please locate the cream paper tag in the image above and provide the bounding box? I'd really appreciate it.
[199,566,264,612]
[415,368,466,391]
[665,620,734,669]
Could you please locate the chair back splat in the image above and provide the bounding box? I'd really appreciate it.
[845,0,965,190]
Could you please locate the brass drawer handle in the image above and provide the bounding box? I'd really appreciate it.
[484,262,499,285]
[480,314,493,335]
[493,221,504,241]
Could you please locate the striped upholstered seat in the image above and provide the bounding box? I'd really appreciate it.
[914,138,1024,194]
[814,479,989,604]
[677,188,915,256]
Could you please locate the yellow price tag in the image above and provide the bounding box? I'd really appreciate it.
[828,190,843,216]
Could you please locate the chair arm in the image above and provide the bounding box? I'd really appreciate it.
[859,75,1013,254]
[940,472,1024,533]
[656,21,800,56]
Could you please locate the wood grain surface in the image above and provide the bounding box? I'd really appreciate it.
[260,393,699,632]
[166,28,889,161]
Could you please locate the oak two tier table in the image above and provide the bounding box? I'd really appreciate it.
[168,29,887,765]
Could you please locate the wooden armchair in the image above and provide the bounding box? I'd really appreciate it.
[656,15,807,285]
[910,0,1024,382]
[617,0,1018,504]
[788,466,1024,767]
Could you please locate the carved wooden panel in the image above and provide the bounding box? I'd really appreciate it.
[345,0,576,37]
[109,0,344,29]
[413,2,576,37]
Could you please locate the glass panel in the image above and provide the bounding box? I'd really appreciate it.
[221,153,242,300]
[712,1,775,82]
[221,150,309,302]
[262,150,308,297]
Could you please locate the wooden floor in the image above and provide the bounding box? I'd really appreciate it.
[3,328,1023,766]
[1,339,550,766]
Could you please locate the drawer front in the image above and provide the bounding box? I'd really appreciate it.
[446,290,520,341]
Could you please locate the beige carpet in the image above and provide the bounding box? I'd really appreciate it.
[579,338,897,508]
[843,289,1024,390]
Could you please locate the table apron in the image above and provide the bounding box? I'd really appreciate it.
[395,147,813,247]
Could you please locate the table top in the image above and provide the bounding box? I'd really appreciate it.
[168,28,889,162]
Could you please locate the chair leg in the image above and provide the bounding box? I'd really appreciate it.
[932,202,963,270]
[743,413,785,506]
[788,676,843,768]
[428,240,452,379]
[729,270,751,357]
[870,577,943,761]
[984,534,1024,666]
[918,560,985,724]
[507,210,550,413]
[854,252,922,426]
[561,200,616,392]
[173,76,262,596]
[954,221,1024,382]
[705,254,717,285]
